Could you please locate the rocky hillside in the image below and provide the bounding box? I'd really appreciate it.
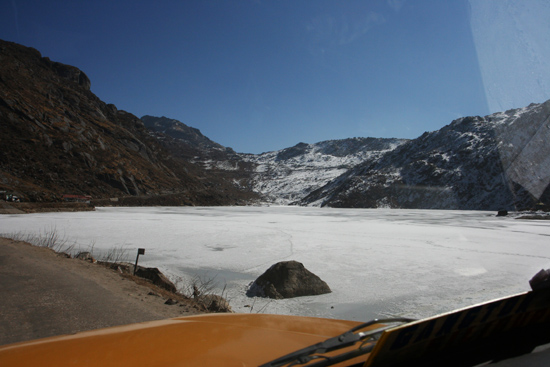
[2,39,548,211]
[139,115,257,197]
[0,40,257,205]
[239,138,407,204]
[139,116,409,205]
[141,115,228,156]
[299,100,550,210]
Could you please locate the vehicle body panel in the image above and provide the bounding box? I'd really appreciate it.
[3,289,550,366]
[0,313,378,366]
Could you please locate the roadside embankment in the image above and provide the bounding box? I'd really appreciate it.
[0,201,95,214]
[0,237,208,345]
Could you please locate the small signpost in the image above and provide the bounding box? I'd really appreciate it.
[134,248,145,275]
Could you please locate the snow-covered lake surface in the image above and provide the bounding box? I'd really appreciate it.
[1,206,549,322]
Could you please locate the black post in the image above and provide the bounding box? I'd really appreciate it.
[134,248,145,275]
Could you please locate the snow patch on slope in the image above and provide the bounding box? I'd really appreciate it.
[300,99,550,210]
[239,138,408,205]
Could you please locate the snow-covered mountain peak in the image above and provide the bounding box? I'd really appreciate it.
[140,99,550,210]
[239,137,408,204]
[299,99,550,210]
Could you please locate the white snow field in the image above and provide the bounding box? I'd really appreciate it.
[1,206,549,322]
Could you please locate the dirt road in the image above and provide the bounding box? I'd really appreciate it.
[0,238,199,345]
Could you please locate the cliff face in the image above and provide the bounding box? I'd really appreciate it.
[0,40,256,205]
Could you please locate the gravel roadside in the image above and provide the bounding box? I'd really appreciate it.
[0,237,201,346]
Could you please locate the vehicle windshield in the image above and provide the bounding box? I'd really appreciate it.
[1,1,550,363]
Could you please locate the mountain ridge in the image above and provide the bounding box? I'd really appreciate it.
[0,39,257,205]
[1,39,548,211]
[299,101,550,210]
[237,137,408,204]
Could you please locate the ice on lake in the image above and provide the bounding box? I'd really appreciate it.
[1,206,549,321]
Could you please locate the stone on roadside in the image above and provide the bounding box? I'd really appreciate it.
[164,298,178,305]
[76,252,94,261]
[135,267,177,293]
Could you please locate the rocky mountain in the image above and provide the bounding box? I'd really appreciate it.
[0,39,257,205]
[139,115,257,196]
[238,138,407,204]
[141,115,228,155]
[139,116,409,205]
[299,100,550,210]
[2,39,548,211]
[141,116,407,205]
[131,104,550,210]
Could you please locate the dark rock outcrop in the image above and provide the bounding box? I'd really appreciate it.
[530,269,550,291]
[76,252,94,261]
[164,298,178,305]
[247,261,331,299]
[135,267,177,293]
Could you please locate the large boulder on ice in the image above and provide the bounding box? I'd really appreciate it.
[247,261,331,299]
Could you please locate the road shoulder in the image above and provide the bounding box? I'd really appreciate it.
[0,238,201,345]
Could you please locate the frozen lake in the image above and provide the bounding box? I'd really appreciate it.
[1,206,549,322]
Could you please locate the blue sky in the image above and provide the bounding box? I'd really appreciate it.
[2,1,549,153]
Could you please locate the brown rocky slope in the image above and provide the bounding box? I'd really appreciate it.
[0,39,258,205]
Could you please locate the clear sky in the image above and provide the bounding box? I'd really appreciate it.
[1,1,549,154]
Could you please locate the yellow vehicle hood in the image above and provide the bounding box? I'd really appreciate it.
[0,313,376,367]
[4,289,550,366]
